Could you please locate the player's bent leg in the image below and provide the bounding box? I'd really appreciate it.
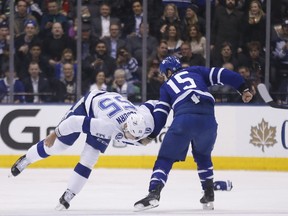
[56,144,100,210]
[11,138,71,177]
[134,157,173,211]
[193,152,214,210]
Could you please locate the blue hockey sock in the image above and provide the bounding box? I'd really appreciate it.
[149,157,174,192]
[193,154,214,190]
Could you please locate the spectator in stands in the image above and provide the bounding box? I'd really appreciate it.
[0,1,9,23]
[271,19,288,90]
[40,0,69,37]
[180,4,205,40]
[68,6,92,40]
[0,20,9,78]
[108,0,134,23]
[14,0,39,37]
[276,77,288,105]
[147,39,169,66]
[15,20,41,61]
[59,62,77,103]
[242,0,266,51]
[146,59,164,100]
[122,0,143,38]
[211,0,243,59]
[116,47,140,82]
[82,40,116,85]
[103,23,126,59]
[186,24,206,59]
[162,0,192,19]
[153,3,181,41]
[91,2,121,39]
[0,67,25,103]
[110,68,140,102]
[20,42,52,80]
[179,42,205,66]
[22,61,51,103]
[147,0,164,33]
[77,25,98,61]
[162,23,183,57]
[88,71,108,92]
[69,0,99,21]
[211,41,239,69]
[126,22,158,66]
[245,41,265,85]
[54,48,77,80]
[25,0,43,24]
[42,22,76,68]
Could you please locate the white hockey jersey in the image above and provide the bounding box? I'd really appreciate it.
[56,90,155,146]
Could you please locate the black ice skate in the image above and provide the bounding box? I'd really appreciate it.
[134,185,163,211]
[55,189,75,210]
[200,179,215,210]
[10,155,30,177]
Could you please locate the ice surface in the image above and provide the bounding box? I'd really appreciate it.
[1,168,287,216]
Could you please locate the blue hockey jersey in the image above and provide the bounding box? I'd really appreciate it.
[150,66,247,138]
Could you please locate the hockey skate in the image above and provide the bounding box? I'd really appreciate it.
[55,189,75,210]
[10,155,30,177]
[200,179,214,210]
[134,185,162,211]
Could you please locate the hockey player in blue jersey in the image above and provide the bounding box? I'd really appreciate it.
[134,56,253,210]
[10,90,156,210]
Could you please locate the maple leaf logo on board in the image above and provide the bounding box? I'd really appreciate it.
[250,118,277,152]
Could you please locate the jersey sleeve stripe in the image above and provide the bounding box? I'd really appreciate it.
[158,101,170,108]
[209,67,215,85]
[154,108,169,116]
[217,68,225,84]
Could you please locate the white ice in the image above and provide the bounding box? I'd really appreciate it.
[1,168,287,216]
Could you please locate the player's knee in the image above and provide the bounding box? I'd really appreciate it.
[44,139,70,155]
[79,145,100,169]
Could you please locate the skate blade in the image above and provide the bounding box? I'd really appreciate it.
[55,203,67,211]
[134,200,159,212]
[202,202,214,210]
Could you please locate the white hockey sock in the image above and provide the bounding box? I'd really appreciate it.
[67,145,100,194]
[26,139,70,163]
[67,172,88,194]
[25,144,42,163]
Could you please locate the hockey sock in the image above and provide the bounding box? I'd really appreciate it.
[25,140,49,163]
[26,139,70,163]
[193,154,214,190]
[148,157,174,192]
[67,145,100,194]
[67,163,92,194]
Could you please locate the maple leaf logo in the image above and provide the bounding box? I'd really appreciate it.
[250,119,277,152]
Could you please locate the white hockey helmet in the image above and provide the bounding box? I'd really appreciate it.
[125,113,146,139]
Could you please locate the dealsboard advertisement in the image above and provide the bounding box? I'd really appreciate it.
[0,105,288,170]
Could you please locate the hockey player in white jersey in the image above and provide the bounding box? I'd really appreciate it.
[10,90,156,210]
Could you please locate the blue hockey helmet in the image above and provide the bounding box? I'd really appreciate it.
[159,56,182,76]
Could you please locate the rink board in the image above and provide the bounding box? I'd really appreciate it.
[0,104,288,170]
[1,155,288,171]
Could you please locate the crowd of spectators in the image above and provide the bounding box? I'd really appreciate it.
[0,0,287,104]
